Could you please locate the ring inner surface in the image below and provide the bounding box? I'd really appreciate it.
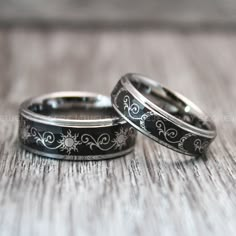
[28,96,118,120]
[131,79,212,131]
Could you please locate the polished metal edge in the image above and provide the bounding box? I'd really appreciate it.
[20,112,126,128]
[20,91,125,127]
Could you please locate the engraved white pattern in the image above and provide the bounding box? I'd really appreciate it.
[112,127,129,150]
[113,87,126,107]
[155,120,178,143]
[124,95,140,120]
[58,130,80,154]
[194,139,209,153]
[140,111,153,133]
[21,121,31,141]
[123,95,152,133]
[178,133,195,151]
[79,133,114,151]
[79,127,131,151]
[31,127,63,150]
[21,124,132,154]
[121,94,200,154]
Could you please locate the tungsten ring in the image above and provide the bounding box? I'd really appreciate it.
[19,92,137,160]
[111,73,217,156]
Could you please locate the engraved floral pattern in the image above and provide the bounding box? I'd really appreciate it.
[31,127,63,150]
[79,133,114,151]
[58,130,80,154]
[155,120,178,143]
[112,127,129,150]
[20,121,31,142]
[124,95,141,120]
[194,139,210,153]
[20,123,133,155]
[116,91,210,155]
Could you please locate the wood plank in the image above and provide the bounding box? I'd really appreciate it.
[0,29,236,236]
[0,0,236,28]
[0,30,12,98]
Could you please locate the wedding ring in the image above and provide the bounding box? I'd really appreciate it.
[111,73,217,156]
[19,92,137,160]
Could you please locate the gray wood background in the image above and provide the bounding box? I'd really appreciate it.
[0,28,235,236]
[0,0,236,29]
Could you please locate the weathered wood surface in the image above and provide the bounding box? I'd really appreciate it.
[0,0,236,29]
[0,29,236,236]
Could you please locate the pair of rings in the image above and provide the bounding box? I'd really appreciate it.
[19,73,217,160]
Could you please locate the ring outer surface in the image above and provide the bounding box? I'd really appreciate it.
[111,74,216,156]
[19,92,137,161]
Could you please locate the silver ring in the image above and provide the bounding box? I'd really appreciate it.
[19,91,137,160]
[111,73,217,156]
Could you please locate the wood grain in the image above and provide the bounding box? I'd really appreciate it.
[0,29,236,236]
[0,0,236,29]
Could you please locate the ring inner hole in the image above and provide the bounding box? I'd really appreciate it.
[131,79,211,130]
[28,96,118,120]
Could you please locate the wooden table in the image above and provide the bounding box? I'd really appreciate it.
[0,28,235,236]
[1,0,236,29]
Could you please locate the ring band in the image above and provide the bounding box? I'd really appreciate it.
[111,73,217,156]
[19,92,137,160]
